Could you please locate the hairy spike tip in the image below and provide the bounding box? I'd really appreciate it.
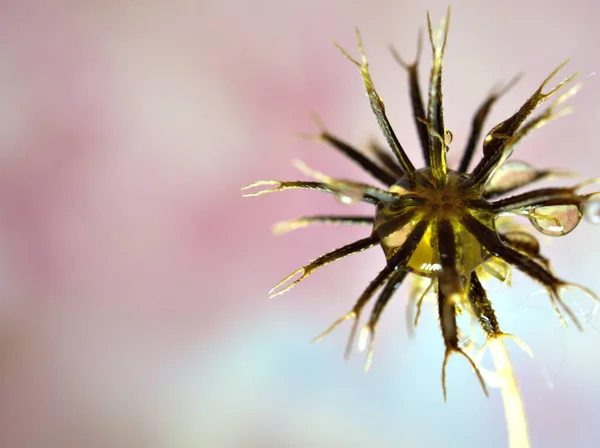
[241,180,281,197]
[442,347,490,401]
[311,311,356,344]
[390,28,423,69]
[358,325,376,372]
[539,59,578,99]
[272,219,305,236]
[268,268,305,298]
[478,333,534,365]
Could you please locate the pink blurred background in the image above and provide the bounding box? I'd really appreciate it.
[0,0,599,447]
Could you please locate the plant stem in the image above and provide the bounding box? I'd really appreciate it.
[489,338,530,448]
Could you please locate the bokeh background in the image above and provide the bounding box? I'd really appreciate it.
[0,0,599,447]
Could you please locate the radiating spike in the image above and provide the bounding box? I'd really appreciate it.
[241,179,378,203]
[467,61,579,189]
[311,311,356,344]
[500,230,550,268]
[467,271,502,337]
[292,159,402,204]
[551,283,600,331]
[561,282,600,305]
[438,283,489,400]
[480,83,581,181]
[390,29,430,163]
[273,215,373,236]
[441,346,489,401]
[311,266,394,360]
[458,74,522,173]
[268,236,378,298]
[490,186,585,213]
[425,7,451,185]
[406,276,434,334]
[241,180,285,197]
[366,140,405,177]
[467,272,533,359]
[478,334,534,363]
[360,269,409,370]
[305,116,397,185]
[463,213,591,328]
[484,60,577,158]
[334,30,416,176]
[414,279,434,328]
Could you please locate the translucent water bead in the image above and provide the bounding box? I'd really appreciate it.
[528,205,582,236]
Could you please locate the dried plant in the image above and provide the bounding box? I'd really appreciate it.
[243,7,599,447]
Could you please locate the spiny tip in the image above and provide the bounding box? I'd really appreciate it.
[268,268,305,299]
[241,180,281,197]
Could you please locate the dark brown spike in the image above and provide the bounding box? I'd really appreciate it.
[438,281,489,400]
[413,279,434,329]
[318,131,397,185]
[436,218,465,301]
[291,160,402,204]
[458,75,522,173]
[467,61,578,189]
[490,187,582,213]
[273,215,374,235]
[483,60,575,157]
[338,182,406,204]
[425,7,451,185]
[335,31,416,176]
[467,271,502,336]
[462,213,582,329]
[369,270,409,325]
[390,30,430,164]
[366,140,405,177]
[437,219,456,265]
[464,213,554,285]
[269,235,379,298]
[500,230,550,268]
[242,180,337,197]
[243,178,387,205]
[312,265,395,361]
[436,220,489,397]
[360,268,410,371]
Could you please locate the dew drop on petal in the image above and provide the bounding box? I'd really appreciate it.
[528,205,582,236]
[334,184,365,206]
[444,129,453,145]
[444,130,453,151]
[485,161,537,194]
[584,194,600,224]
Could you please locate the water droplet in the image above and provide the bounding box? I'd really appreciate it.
[480,257,511,284]
[528,205,582,236]
[334,185,364,205]
[584,194,600,224]
[485,161,537,194]
[444,129,453,146]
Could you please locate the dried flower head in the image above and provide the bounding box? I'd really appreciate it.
[243,6,600,405]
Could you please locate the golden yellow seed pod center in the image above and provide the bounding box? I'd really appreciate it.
[374,169,494,277]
